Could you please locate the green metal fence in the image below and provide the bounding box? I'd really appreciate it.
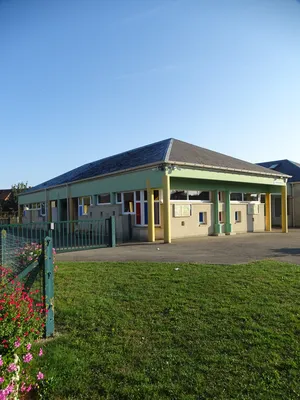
[1,230,54,337]
[0,217,116,254]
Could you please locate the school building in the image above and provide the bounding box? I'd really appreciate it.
[18,138,289,243]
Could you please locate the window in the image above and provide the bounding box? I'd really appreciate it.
[219,211,224,223]
[97,193,111,205]
[170,190,188,200]
[189,191,210,201]
[275,197,281,218]
[170,190,211,202]
[79,196,91,216]
[136,191,142,224]
[123,192,135,213]
[40,203,46,216]
[116,193,122,203]
[154,202,160,225]
[230,193,261,202]
[218,192,225,202]
[235,211,241,223]
[28,203,41,210]
[199,212,207,225]
[230,193,243,201]
[135,190,160,226]
[244,193,259,202]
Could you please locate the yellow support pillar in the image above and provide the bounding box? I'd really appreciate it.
[281,185,288,233]
[163,174,171,243]
[265,193,272,232]
[147,180,155,242]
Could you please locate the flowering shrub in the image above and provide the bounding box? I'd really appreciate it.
[0,267,46,399]
[15,243,57,271]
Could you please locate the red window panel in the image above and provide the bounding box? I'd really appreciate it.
[136,202,141,225]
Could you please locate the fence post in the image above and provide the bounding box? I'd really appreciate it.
[109,216,116,248]
[1,229,7,267]
[44,236,54,337]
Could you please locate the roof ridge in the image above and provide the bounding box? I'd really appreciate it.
[164,138,174,162]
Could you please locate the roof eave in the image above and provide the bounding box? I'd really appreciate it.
[167,161,291,179]
[19,161,164,197]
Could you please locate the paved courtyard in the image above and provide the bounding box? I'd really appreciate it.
[56,229,300,264]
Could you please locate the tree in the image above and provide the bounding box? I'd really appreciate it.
[1,182,30,213]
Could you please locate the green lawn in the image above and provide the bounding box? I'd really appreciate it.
[42,261,300,399]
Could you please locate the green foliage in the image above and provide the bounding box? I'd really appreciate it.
[0,182,30,213]
[43,260,300,399]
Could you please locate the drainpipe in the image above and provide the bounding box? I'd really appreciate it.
[292,183,295,228]
[66,184,69,221]
[45,189,47,222]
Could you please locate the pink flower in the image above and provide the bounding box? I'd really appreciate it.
[37,371,44,380]
[26,343,31,351]
[14,340,21,348]
[0,377,4,384]
[23,353,33,363]
[38,348,43,357]
[21,382,26,392]
[7,363,17,373]
[26,384,32,392]
[0,356,2,366]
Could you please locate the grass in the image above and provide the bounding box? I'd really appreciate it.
[42,261,300,399]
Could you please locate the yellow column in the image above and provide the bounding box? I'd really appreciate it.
[163,174,171,243]
[265,193,272,232]
[147,180,155,242]
[281,185,288,233]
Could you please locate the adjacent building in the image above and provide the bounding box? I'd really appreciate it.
[18,139,289,242]
[258,159,300,228]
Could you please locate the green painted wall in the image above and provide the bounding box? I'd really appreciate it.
[171,168,286,187]
[19,169,165,205]
[19,166,285,205]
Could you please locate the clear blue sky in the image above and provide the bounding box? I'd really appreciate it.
[1,0,300,187]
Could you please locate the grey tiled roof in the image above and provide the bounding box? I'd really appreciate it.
[26,139,172,192]
[27,138,286,193]
[169,139,282,176]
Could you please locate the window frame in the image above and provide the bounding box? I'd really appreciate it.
[219,211,224,223]
[230,193,261,203]
[135,190,161,226]
[122,192,135,215]
[116,193,122,204]
[199,211,207,225]
[40,202,46,216]
[78,196,92,216]
[218,191,225,202]
[234,210,242,223]
[97,193,111,205]
[170,190,211,203]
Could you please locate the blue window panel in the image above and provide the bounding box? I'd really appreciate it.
[79,205,83,217]
[235,211,238,221]
[144,203,148,225]
[199,212,204,223]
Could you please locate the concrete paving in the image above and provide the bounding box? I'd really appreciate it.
[56,229,300,265]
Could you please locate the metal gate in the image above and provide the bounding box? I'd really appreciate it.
[0,217,116,253]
